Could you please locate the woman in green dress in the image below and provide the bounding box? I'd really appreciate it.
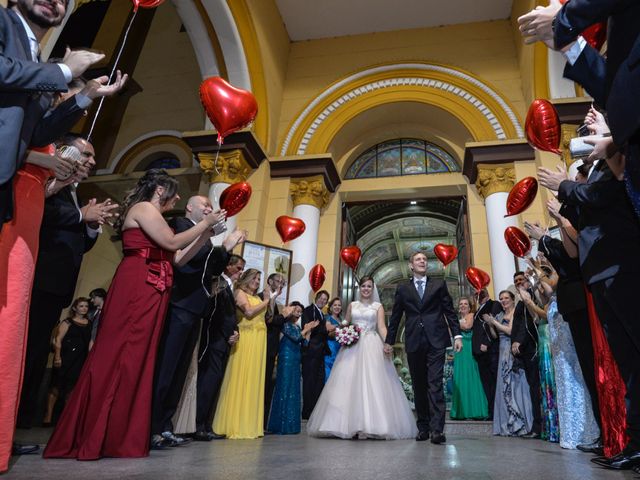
[450,297,489,420]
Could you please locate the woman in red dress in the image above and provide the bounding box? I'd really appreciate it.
[43,169,224,460]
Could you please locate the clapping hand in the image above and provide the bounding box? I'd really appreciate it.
[222,228,247,251]
[517,0,562,48]
[63,47,105,78]
[80,70,128,100]
[302,320,319,335]
[81,198,120,226]
[523,220,546,241]
[584,107,610,136]
[538,165,569,192]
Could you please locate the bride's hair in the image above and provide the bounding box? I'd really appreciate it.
[359,276,374,286]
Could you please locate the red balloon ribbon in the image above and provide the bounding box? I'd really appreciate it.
[309,264,326,292]
[276,216,306,243]
[199,76,259,144]
[433,244,458,267]
[340,246,362,270]
[504,226,532,258]
[505,177,538,217]
[219,182,252,217]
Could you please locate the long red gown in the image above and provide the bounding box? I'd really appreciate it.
[43,228,173,460]
[0,164,51,473]
[585,288,628,457]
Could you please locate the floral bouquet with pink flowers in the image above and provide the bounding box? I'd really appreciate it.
[335,320,361,347]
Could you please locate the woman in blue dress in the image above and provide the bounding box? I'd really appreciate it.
[324,297,342,382]
[267,302,317,434]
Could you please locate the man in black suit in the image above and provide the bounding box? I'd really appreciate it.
[511,271,543,439]
[16,134,117,429]
[524,221,601,440]
[150,196,241,448]
[0,0,123,229]
[88,287,107,347]
[301,289,330,419]
[194,254,245,441]
[471,288,502,420]
[259,273,286,428]
[384,251,461,444]
[539,159,640,469]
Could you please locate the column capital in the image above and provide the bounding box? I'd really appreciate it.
[475,163,516,199]
[289,175,330,209]
[560,123,580,168]
[198,149,252,184]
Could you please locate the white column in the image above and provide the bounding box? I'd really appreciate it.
[288,203,321,304]
[208,181,236,246]
[484,191,518,297]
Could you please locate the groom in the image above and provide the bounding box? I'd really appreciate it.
[384,251,461,444]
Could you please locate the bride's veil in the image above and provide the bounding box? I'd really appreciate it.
[355,278,381,304]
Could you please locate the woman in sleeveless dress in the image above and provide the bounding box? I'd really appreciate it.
[486,290,534,437]
[324,297,342,382]
[212,268,272,439]
[42,297,92,426]
[44,169,224,460]
[307,277,417,440]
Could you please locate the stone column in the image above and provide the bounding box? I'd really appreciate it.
[288,175,330,304]
[475,164,518,296]
[198,150,251,245]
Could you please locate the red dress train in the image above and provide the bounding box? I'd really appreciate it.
[585,289,628,457]
[0,165,50,472]
[43,228,173,460]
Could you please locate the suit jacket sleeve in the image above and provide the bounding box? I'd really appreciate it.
[203,246,230,278]
[511,302,528,347]
[385,285,405,345]
[220,289,237,341]
[557,174,625,208]
[554,0,621,49]
[270,304,286,329]
[301,306,313,328]
[539,235,567,263]
[0,9,67,93]
[439,281,460,337]
[563,44,607,106]
[30,96,85,147]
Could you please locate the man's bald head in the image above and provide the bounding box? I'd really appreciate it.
[185,195,212,222]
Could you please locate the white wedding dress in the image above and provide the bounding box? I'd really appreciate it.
[306,301,417,439]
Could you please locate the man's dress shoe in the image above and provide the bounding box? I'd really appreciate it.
[150,434,176,450]
[415,431,430,442]
[576,440,604,455]
[193,431,226,441]
[591,449,640,469]
[12,443,39,455]
[161,431,191,446]
[521,431,541,439]
[430,432,446,444]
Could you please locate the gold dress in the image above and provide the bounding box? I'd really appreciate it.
[212,293,267,439]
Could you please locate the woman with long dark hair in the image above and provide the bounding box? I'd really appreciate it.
[44,169,224,460]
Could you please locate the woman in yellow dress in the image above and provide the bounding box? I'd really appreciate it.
[212,268,272,439]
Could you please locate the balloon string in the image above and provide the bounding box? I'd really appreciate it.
[213,143,221,177]
[87,8,138,142]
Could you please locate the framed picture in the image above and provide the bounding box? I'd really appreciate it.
[241,240,293,305]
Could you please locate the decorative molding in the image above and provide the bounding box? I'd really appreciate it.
[183,129,267,170]
[198,149,252,184]
[280,63,524,156]
[463,140,534,184]
[289,175,330,209]
[475,164,516,199]
[270,154,341,193]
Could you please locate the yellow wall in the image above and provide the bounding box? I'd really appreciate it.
[277,19,527,151]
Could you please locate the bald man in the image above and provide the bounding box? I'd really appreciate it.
[150,196,244,448]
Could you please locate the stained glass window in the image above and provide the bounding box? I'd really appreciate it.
[345,139,459,179]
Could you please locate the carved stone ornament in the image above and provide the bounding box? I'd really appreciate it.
[289,175,330,209]
[198,150,252,184]
[475,164,516,199]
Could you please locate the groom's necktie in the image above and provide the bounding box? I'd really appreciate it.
[416,280,424,299]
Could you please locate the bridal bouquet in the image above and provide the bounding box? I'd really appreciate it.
[335,321,361,347]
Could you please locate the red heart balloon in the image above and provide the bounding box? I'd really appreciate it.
[199,76,258,144]
[525,99,561,155]
[505,177,538,217]
[309,264,326,292]
[465,267,491,292]
[433,244,458,267]
[131,0,165,12]
[276,216,306,243]
[504,226,532,258]
[340,246,362,270]
[558,0,607,51]
[219,182,251,217]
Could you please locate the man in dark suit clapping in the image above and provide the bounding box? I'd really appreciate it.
[301,290,330,419]
[384,251,461,444]
[194,254,245,441]
[471,288,502,420]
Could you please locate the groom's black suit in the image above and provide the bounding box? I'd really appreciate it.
[386,277,459,434]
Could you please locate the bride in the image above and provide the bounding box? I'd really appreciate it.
[306,276,417,439]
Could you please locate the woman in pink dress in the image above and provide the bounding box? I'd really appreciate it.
[44,169,224,460]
